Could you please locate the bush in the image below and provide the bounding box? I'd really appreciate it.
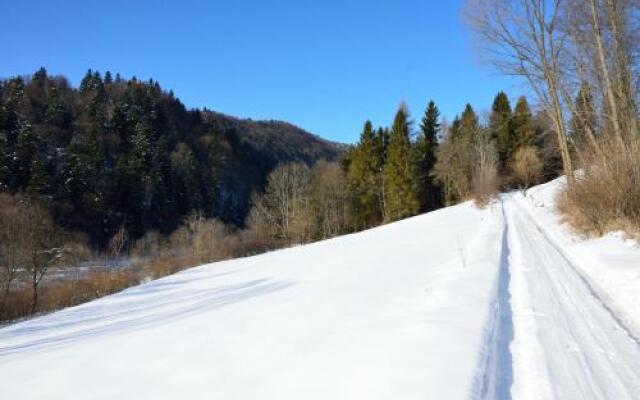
[511,146,542,192]
[558,137,640,237]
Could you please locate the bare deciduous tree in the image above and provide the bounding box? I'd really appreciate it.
[310,160,352,239]
[0,195,66,314]
[21,201,65,314]
[170,212,229,265]
[252,163,312,244]
[0,194,22,314]
[472,131,500,206]
[108,225,129,259]
[465,0,574,181]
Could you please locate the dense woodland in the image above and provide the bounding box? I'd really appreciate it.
[0,68,341,247]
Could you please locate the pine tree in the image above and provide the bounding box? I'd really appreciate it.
[79,69,94,93]
[459,104,479,143]
[375,127,389,159]
[489,92,513,170]
[12,120,38,189]
[32,67,48,89]
[569,84,597,150]
[449,116,462,142]
[347,121,384,228]
[416,100,441,210]
[511,97,535,150]
[383,106,420,221]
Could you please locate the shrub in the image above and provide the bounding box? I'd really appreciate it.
[511,146,542,192]
[558,137,640,237]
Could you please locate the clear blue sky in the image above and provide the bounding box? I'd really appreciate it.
[1,0,523,143]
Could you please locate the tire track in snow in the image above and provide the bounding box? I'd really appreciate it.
[472,201,514,400]
[514,197,640,347]
[506,197,640,399]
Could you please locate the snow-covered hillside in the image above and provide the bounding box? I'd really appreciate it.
[1,179,639,399]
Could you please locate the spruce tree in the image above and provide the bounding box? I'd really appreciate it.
[375,127,389,160]
[79,69,94,93]
[511,97,535,150]
[450,116,462,142]
[383,106,420,221]
[26,157,48,196]
[416,100,441,210]
[459,104,479,143]
[12,120,38,189]
[347,121,384,228]
[489,92,513,170]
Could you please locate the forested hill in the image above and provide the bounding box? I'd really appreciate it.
[0,68,343,246]
[203,111,344,227]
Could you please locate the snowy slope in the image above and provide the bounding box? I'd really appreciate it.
[0,202,507,400]
[1,178,639,400]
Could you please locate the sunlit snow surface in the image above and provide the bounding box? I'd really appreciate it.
[1,178,639,399]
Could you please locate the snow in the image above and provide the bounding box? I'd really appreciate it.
[0,202,507,400]
[1,178,639,399]
[505,194,640,399]
[522,178,640,341]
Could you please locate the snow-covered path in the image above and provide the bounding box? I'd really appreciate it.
[505,196,640,400]
[1,180,639,399]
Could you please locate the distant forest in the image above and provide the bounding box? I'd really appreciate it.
[0,68,342,246]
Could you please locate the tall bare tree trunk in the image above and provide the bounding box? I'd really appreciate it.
[31,250,38,315]
[605,0,638,137]
[588,0,625,146]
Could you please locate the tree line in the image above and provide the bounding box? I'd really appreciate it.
[0,68,340,248]
[0,68,220,245]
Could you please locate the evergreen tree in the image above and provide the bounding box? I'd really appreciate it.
[79,69,94,93]
[449,116,462,142]
[60,125,107,241]
[511,97,535,150]
[375,127,389,159]
[416,100,441,210]
[458,104,479,143]
[383,106,420,221]
[489,92,513,169]
[26,157,48,196]
[0,68,337,246]
[12,120,38,189]
[347,121,384,228]
[44,86,72,145]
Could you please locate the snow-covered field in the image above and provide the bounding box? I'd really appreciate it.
[0,179,639,399]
